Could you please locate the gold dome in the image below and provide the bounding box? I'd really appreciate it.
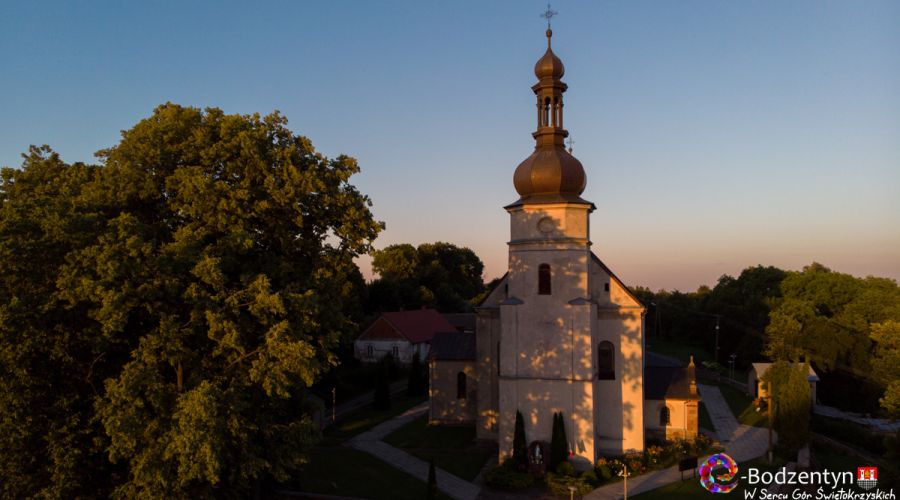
[534,29,565,80]
[513,147,585,198]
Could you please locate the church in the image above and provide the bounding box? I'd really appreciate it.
[427,26,699,468]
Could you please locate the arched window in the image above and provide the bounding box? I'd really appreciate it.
[538,263,551,295]
[457,372,467,399]
[659,406,671,426]
[597,341,615,380]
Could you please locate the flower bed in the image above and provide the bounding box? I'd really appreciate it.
[484,435,722,497]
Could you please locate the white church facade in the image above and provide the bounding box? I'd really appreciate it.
[427,27,699,468]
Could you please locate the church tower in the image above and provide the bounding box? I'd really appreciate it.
[475,24,646,466]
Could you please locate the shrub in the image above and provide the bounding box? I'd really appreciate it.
[485,463,534,490]
[594,460,613,482]
[544,471,595,497]
[555,462,575,476]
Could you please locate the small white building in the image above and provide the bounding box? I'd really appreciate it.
[748,362,819,404]
[354,309,456,364]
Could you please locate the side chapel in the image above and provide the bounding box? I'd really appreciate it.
[428,26,699,468]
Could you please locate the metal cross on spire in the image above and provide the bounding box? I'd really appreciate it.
[566,136,574,153]
[541,3,558,29]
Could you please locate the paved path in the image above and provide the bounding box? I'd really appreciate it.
[583,384,772,499]
[814,404,900,433]
[348,402,482,500]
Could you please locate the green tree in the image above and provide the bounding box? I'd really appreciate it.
[871,320,900,416]
[772,363,812,451]
[0,104,381,497]
[427,459,438,499]
[407,351,425,397]
[512,410,527,468]
[0,147,113,498]
[368,242,484,313]
[549,412,568,470]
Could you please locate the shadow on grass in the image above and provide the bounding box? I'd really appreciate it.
[384,415,496,481]
[285,447,452,500]
[321,394,427,446]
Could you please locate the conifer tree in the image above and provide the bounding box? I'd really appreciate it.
[550,412,569,470]
[512,410,527,468]
[373,357,391,410]
[427,459,438,499]
[407,351,424,397]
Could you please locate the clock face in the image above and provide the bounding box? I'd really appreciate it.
[538,216,555,234]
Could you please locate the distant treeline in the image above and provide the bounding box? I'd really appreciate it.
[634,263,900,416]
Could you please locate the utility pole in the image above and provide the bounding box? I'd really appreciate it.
[767,380,773,463]
[729,353,737,381]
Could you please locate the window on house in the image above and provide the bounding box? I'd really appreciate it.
[597,341,615,379]
[457,372,467,399]
[366,345,373,358]
[538,263,551,295]
[660,406,671,426]
[392,345,399,359]
[604,282,610,292]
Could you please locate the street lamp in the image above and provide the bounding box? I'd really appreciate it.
[714,315,720,364]
[618,463,630,499]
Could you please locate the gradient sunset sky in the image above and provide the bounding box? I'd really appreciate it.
[2,1,898,291]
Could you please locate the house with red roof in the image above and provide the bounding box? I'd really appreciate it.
[354,309,456,364]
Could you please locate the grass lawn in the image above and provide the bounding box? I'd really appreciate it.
[384,415,495,481]
[321,394,427,445]
[632,457,785,499]
[289,447,451,500]
[699,401,714,431]
[713,381,767,428]
[646,338,713,365]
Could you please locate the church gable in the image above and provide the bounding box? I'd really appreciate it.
[590,253,643,309]
[476,273,508,309]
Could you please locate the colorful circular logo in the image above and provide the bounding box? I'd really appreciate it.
[699,453,739,494]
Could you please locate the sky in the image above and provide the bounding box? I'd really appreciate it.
[1,1,898,291]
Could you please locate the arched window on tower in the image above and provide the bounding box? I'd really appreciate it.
[597,341,615,380]
[659,406,671,426]
[542,97,551,127]
[538,264,551,295]
[457,372,467,399]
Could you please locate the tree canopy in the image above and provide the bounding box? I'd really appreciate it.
[764,263,900,373]
[367,242,484,313]
[0,104,380,497]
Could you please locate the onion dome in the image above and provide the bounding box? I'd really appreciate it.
[534,29,565,80]
[509,27,589,205]
[513,147,585,197]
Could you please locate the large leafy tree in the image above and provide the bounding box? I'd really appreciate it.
[765,263,900,372]
[0,104,380,497]
[765,263,900,414]
[368,241,484,313]
[0,147,114,498]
